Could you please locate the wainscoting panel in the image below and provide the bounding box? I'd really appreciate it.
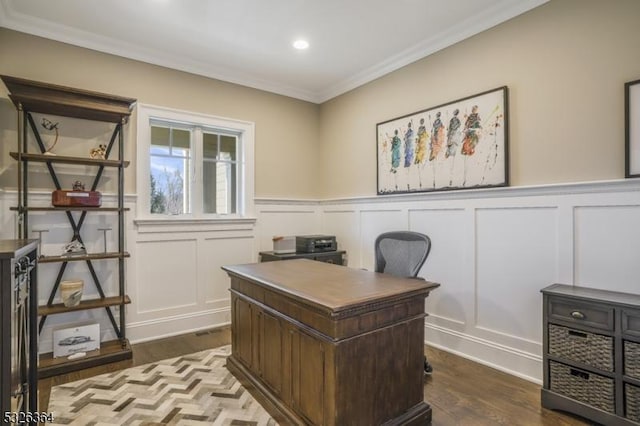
[409,208,469,328]
[135,239,198,314]
[3,182,640,382]
[201,236,254,305]
[574,204,640,294]
[315,180,640,383]
[128,218,256,343]
[254,201,320,252]
[322,209,359,266]
[475,207,557,349]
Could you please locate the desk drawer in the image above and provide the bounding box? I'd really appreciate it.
[548,297,614,331]
[549,324,613,372]
[549,361,614,414]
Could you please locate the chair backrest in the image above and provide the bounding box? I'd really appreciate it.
[374,231,431,278]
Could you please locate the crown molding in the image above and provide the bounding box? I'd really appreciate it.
[316,0,549,103]
[0,0,548,104]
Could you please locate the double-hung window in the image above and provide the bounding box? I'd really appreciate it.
[137,104,255,221]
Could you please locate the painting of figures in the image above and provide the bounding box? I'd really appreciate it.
[376,86,508,194]
[625,79,640,177]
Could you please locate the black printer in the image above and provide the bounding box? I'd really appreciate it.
[295,235,337,253]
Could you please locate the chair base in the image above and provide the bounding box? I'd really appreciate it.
[424,357,433,375]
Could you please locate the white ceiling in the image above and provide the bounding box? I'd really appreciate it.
[0,0,547,103]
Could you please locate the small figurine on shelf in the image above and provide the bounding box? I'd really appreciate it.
[41,117,60,156]
[62,239,86,257]
[89,144,107,159]
[72,181,85,191]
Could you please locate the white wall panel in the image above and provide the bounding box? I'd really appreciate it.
[255,204,320,252]
[574,205,640,294]
[322,209,358,267]
[6,180,637,381]
[475,207,557,347]
[201,236,254,304]
[409,208,469,327]
[136,239,198,314]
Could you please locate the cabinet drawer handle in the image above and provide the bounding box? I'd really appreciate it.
[568,330,587,338]
[571,311,585,320]
[570,368,590,380]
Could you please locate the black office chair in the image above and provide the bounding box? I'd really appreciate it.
[374,231,434,374]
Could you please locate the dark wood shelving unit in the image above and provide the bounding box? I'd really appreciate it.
[10,206,129,212]
[39,251,130,263]
[10,152,129,167]
[1,75,136,377]
[0,75,135,123]
[38,339,132,379]
[38,295,131,316]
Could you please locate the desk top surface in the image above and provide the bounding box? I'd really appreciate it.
[223,259,439,314]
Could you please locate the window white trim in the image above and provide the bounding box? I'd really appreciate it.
[136,103,255,221]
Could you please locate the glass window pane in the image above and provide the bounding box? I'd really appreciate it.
[203,161,236,214]
[172,128,191,150]
[203,133,218,159]
[149,155,190,215]
[220,135,237,161]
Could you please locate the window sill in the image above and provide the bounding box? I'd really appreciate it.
[134,216,257,234]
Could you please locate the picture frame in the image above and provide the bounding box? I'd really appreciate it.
[625,79,640,177]
[376,86,509,195]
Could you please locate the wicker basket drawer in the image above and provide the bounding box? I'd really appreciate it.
[549,324,613,371]
[549,361,615,413]
[548,296,614,331]
[625,341,640,379]
[626,383,640,422]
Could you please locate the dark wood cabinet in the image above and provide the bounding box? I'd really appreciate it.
[223,259,439,425]
[260,310,284,396]
[0,240,38,424]
[541,283,640,425]
[259,250,346,265]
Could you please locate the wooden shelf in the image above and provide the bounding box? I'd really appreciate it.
[3,75,136,378]
[38,338,132,378]
[0,75,136,123]
[39,251,130,264]
[10,152,129,167]
[10,206,128,212]
[38,295,131,316]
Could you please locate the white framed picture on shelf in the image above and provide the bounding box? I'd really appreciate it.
[53,323,100,358]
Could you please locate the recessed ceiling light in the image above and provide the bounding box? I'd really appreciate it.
[293,39,309,50]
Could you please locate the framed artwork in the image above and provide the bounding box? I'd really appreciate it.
[625,79,640,177]
[376,86,508,195]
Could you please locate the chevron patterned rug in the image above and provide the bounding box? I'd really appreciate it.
[48,345,277,425]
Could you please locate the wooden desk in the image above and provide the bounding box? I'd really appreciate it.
[222,259,439,425]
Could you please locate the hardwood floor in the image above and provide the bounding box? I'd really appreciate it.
[39,327,590,425]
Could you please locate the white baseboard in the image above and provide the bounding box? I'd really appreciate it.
[127,308,231,344]
[426,323,543,385]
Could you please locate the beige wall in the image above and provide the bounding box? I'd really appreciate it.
[319,0,640,198]
[0,28,321,198]
[2,0,640,200]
